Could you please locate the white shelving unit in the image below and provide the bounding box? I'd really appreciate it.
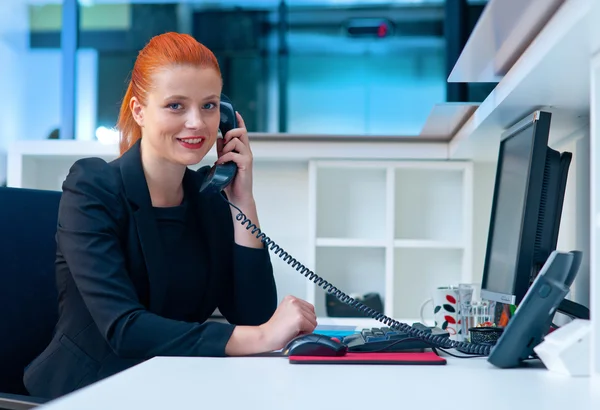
[5,137,450,189]
[448,0,595,161]
[307,160,473,319]
[6,138,471,321]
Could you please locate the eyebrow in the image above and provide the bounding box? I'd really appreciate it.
[164,94,220,101]
[164,95,190,101]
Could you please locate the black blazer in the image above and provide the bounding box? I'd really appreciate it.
[23,140,277,399]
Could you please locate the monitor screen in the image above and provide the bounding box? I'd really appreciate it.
[483,124,535,300]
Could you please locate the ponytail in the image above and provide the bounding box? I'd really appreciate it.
[117,81,142,156]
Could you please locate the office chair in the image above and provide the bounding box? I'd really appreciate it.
[0,187,62,409]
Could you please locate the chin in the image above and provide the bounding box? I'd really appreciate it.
[175,151,210,167]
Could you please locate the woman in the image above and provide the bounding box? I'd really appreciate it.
[24,32,317,399]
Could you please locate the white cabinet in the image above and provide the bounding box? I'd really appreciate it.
[307,160,473,319]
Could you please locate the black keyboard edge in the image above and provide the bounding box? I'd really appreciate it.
[343,323,450,353]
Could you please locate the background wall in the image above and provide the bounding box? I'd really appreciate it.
[252,161,311,303]
[286,50,446,135]
[471,161,496,285]
[551,130,590,308]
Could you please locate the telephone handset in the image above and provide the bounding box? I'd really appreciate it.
[201,95,493,357]
[199,93,238,194]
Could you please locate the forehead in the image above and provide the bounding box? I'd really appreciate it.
[150,64,222,97]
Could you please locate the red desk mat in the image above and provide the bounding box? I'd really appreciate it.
[289,352,446,365]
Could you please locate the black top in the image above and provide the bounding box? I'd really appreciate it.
[23,139,278,400]
[153,199,209,322]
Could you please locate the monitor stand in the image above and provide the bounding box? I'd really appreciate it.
[556,298,589,320]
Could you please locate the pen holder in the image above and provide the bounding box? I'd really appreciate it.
[468,326,504,345]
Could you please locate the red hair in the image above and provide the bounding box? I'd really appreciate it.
[116,32,221,155]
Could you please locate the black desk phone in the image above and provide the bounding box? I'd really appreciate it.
[199,94,492,357]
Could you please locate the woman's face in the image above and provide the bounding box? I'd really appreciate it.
[131,64,222,166]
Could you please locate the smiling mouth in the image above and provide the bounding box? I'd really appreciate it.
[177,137,205,150]
[177,137,204,144]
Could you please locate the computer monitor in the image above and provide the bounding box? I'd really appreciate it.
[480,110,572,306]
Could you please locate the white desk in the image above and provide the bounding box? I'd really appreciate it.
[35,315,600,410]
[36,354,600,410]
[33,317,600,409]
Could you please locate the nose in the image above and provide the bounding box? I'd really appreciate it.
[185,109,205,130]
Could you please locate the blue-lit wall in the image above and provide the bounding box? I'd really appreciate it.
[287,52,445,135]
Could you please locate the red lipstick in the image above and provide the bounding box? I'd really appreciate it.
[177,136,205,150]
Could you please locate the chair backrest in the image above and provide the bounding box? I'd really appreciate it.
[0,187,61,396]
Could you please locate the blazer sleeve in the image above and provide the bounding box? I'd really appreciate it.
[57,158,236,359]
[214,196,278,326]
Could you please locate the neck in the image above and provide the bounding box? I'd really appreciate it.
[140,139,186,207]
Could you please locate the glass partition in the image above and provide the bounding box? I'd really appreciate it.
[0,0,492,152]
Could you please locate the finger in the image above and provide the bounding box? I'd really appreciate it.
[293,298,316,314]
[236,112,250,147]
[301,314,318,331]
[221,137,250,156]
[216,151,250,170]
[224,129,250,150]
[296,312,317,333]
[223,112,249,146]
[289,299,316,322]
[296,301,316,318]
[236,111,246,130]
[297,305,317,326]
[216,138,224,157]
[223,128,243,144]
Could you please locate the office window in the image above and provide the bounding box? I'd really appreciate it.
[286,51,446,136]
[70,1,451,138]
[16,1,491,143]
[15,1,99,142]
[283,4,447,135]
[0,1,64,185]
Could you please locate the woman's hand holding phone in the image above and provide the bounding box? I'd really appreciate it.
[215,111,254,207]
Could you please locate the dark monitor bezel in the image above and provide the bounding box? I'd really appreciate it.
[480,110,552,306]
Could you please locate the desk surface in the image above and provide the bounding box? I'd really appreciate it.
[38,353,600,410]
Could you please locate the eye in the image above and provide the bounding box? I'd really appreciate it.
[166,103,182,110]
[203,102,217,110]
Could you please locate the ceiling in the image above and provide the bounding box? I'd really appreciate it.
[81,0,444,6]
[29,0,487,8]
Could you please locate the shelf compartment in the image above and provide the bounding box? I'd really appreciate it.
[312,246,386,317]
[393,248,464,321]
[394,239,464,249]
[316,238,387,247]
[316,166,387,241]
[394,167,464,243]
[251,162,311,305]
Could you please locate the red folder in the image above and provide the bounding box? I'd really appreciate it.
[289,351,446,365]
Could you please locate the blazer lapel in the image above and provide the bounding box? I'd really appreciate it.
[119,140,169,313]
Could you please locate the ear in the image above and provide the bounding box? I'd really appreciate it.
[130,97,145,127]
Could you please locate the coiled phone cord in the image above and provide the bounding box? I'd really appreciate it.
[224,196,493,357]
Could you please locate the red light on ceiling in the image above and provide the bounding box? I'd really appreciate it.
[345,18,394,38]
